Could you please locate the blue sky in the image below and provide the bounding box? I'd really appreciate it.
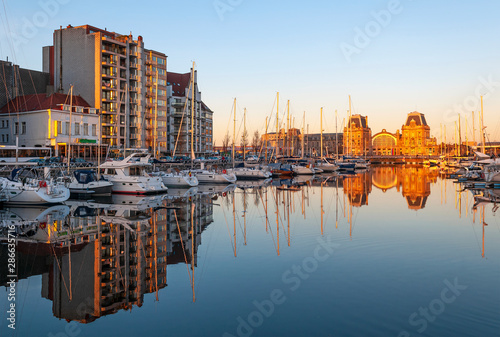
[1,0,499,144]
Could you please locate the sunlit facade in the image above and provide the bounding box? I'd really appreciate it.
[343,114,372,156]
[400,112,438,156]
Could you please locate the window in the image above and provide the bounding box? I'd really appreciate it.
[83,123,89,136]
[65,122,70,135]
[1,134,4,142]
[57,121,62,135]
[14,122,18,135]
[92,124,97,136]
[5,120,8,128]
[74,123,80,135]
[1,120,3,128]
[5,134,8,142]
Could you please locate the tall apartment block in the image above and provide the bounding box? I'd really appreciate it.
[167,70,213,156]
[144,50,168,153]
[43,25,163,151]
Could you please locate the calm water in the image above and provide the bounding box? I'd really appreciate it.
[1,166,499,337]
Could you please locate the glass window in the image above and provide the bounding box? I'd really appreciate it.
[21,122,26,135]
[74,123,80,136]
[65,122,70,135]
[83,123,89,136]
[92,124,97,136]
[14,122,18,135]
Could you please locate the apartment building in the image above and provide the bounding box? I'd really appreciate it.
[43,24,146,149]
[167,70,213,156]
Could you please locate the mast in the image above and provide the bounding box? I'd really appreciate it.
[348,95,352,156]
[458,114,462,156]
[465,115,468,156]
[265,116,268,162]
[67,85,73,173]
[301,112,305,158]
[480,96,485,153]
[190,63,195,163]
[320,107,323,160]
[275,92,279,162]
[154,70,159,158]
[243,108,246,162]
[232,98,236,168]
[472,111,475,148]
[335,109,338,160]
[286,100,290,157]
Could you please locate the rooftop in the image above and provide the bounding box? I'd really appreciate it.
[0,93,91,114]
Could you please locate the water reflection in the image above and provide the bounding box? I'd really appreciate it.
[0,166,498,331]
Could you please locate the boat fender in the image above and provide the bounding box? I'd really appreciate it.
[222,169,227,174]
[223,192,227,197]
[39,222,47,229]
[39,180,47,188]
[189,171,192,177]
[481,173,485,180]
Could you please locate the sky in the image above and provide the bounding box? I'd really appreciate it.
[0,0,499,145]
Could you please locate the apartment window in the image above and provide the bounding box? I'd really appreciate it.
[5,134,8,142]
[57,121,62,135]
[92,124,97,136]
[1,134,4,142]
[65,122,70,135]
[74,123,80,136]
[5,120,8,128]
[1,120,3,128]
[83,123,89,136]
[14,122,18,135]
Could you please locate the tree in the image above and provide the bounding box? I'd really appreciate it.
[240,129,249,149]
[251,130,261,155]
[222,132,231,154]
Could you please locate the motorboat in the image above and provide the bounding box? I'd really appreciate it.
[151,169,199,187]
[227,164,271,180]
[68,169,113,196]
[100,153,168,194]
[268,163,294,177]
[190,166,237,184]
[0,167,70,205]
[314,158,338,173]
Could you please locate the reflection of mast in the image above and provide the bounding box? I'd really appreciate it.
[276,187,280,256]
[191,202,195,303]
[243,189,247,246]
[275,92,279,161]
[482,205,486,258]
[321,179,324,235]
[233,191,236,257]
[287,190,290,246]
[154,210,159,301]
[336,176,339,229]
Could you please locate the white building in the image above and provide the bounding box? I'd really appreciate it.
[0,93,101,159]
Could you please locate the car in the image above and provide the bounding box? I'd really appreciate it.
[26,158,45,166]
[71,158,92,167]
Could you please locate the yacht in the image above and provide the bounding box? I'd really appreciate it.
[189,164,237,184]
[151,169,199,187]
[100,153,168,194]
[227,164,271,180]
[0,168,70,205]
[68,169,113,196]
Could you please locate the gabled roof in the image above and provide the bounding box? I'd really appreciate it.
[167,72,191,97]
[0,93,90,114]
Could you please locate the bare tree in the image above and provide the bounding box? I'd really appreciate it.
[251,130,261,154]
[222,132,231,154]
[240,129,249,149]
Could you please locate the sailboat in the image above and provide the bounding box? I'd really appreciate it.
[227,105,271,180]
[314,107,338,173]
[0,167,70,205]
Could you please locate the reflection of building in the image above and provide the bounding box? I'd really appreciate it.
[399,166,439,210]
[344,114,372,156]
[343,171,372,207]
[1,194,214,323]
[371,166,400,192]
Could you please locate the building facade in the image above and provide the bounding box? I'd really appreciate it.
[371,129,401,156]
[344,114,372,156]
[167,70,213,156]
[400,112,438,156]
[0,93,100,158]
